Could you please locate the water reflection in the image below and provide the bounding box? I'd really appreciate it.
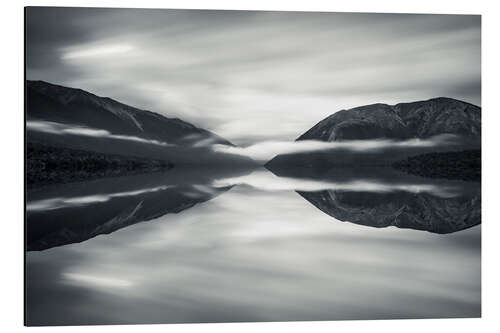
[25,166,481,325]
[26,167,248,251]
[298,190,480,234]
[218,168,480,234]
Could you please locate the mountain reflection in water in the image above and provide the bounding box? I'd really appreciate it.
[26,167,245,251]
[25,166,481,325]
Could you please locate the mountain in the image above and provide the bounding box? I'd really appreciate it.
[27,80,232,146]
[297,189,480,234]
[267,97,481,168]
[26,81,255,165]
[298,97,481,141]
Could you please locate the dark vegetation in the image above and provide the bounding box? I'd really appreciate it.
[27,142,174,187]
[392,150,480,181]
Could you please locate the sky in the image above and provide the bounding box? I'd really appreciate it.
[26,7,481,145]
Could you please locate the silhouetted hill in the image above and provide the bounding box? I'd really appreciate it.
[26,81,256,166]
[27,80,232,146]
[298,97,480,141]
[267,97,481,168]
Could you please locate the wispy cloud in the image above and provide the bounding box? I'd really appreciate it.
[26,8,480,144]
[62,272,134,289]
[27,120,173,147]
[212,134,459,161]
[61,43,134,60]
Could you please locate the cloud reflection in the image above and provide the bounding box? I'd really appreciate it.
[26,186,480,325]
[62,272,135,289]
[27,185,171,212]
[213,170,459,198]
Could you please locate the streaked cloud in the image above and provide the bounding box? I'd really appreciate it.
[27,120,172,147]
[61,43,135,60]
[212,134,459,161]
[62,272,134,289]
[26,8,481,145]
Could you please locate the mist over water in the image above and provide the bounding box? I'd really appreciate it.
[212,135,460,161]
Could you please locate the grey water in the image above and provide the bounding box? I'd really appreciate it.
[25,167,481,325]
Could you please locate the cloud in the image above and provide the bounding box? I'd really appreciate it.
[62,272,135,289]
[212,134,460,161]
[27,120,173,146]
[61,43,135,60]
[26,8,480,144]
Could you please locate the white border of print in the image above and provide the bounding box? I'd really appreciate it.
[2,0,498,332]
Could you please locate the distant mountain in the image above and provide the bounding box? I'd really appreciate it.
[26,81,255,165]
[298,189,480,234]
[27,80,232,146]
[267,97,481,168]
[298,97,481,141]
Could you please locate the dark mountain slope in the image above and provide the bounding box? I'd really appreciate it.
[26,81,256,166]
[298,97,480,141]
[267,97,481,168]
[27,80,232,146]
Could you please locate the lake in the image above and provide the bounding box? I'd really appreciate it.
[25,166,481,325]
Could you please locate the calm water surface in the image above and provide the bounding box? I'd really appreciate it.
[26,167,481,325]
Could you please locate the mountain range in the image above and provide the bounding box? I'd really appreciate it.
[27,80,232,146]
[27,81,255,166]
[297,97,481,141]
[267,97,481,168]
